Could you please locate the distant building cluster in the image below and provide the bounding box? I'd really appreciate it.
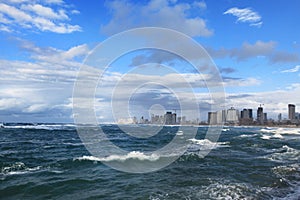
[208,104,300,126]
[117,111,198,125]
[117,104,300,126]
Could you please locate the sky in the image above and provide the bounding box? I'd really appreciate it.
[0,0,300,123]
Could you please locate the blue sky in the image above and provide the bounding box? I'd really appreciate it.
[0,0,299,123]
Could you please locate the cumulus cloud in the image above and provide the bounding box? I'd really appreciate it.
[270,51,299,64]
[0,40,93,122]
[224,7,262,27]
[0,1,81,33]
[220,67,236,74]
[231,41,275,61]
[101,0,213,37]
[207,40,299,63]
[280,65,300,73]
[129,40,299,65]
[16,38,90,65]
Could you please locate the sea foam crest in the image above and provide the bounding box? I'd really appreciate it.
[188,138,230,151]
[1,162,41,176]
[2,124,76,130]
[264,145,300,163]
[260,127,300,135]
[75,151,161,162]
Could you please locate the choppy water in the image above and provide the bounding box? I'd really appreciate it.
[1,124,300,199]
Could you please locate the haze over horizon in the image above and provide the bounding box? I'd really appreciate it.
[0,0,300,123]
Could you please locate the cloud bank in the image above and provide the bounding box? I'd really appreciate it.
[0,0,81,33]
[101,0,213,37]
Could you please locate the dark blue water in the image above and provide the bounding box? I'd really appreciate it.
[1,124,300,199]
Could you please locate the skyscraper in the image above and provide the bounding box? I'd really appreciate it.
[278,113,282,122]
[208,112,217,125]
[264,113,268,123]
[241,109,253,119]
[288,104,296,120]
[240,108,253,125]
[226,107,239,124]
[257,106,264,125]
[216,110,226,124]
[165,112,173,125]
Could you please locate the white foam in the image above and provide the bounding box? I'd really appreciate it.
[2,124,76,130]
[264,145,300,162]
[261,133,284,140]
[199,180,259,199]
[260,127,300,135]
[272,163,299,175]
[1,162,42,176]
[222,128,230,132]
[188,138,230,151]
[75,151,161,162]
[176,131,183,135]
[237,134,258,138]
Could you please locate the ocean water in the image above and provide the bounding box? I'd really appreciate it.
[1,124,300,199]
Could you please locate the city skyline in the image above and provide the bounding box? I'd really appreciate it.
[0,0,299,123]
[115,103,299,125]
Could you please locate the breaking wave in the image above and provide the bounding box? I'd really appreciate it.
[263,145,300,163]
[188,138,230,151]
[260,127,300,135]
[1,162,42,176]
[1,123,76,130]
[74,151,161,162]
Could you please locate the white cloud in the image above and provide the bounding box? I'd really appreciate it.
[232,40,276,60]
[0,1,81,33]
[101,0,213,37]
[206,40,299,63]
[224,7,262,27]
[21,4,69,20]
[281,65,300,73]
[193,1,206,9]
[16,39,90,64]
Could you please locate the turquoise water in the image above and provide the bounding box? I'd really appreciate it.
[1,124,300,199]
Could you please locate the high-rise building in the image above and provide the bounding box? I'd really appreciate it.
[240,108,253,125]
[226,107,239,123]
[278,113,282,122]
[288,104,296,120]
[216,110,226,124]
[164,112,176,125]
[165,112,172,125]
[208,112,217,125]
[241,109,253,119]
[172,113,176,124]
[264,113,268,123]
[296,112,300,120]
[257,106,264,125]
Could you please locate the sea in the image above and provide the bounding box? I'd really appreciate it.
[1,123,300,199]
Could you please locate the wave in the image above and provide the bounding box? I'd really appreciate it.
[201,180,262,199]
[260,127,300,135]
[188,138,230,151]
[1,162,42,176]
[149,179,264,199]
[1,123,76,130]
[236,133,258,138]
[259,127,300,140]
[74,139,230,163]
[222,128,230,132]
[261,133,284,140]
[272,163,299,176]
[263,145,300,163]
[74,151,161,162]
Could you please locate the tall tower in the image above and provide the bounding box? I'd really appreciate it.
[288,104,296,120]
[257,106,264,125]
